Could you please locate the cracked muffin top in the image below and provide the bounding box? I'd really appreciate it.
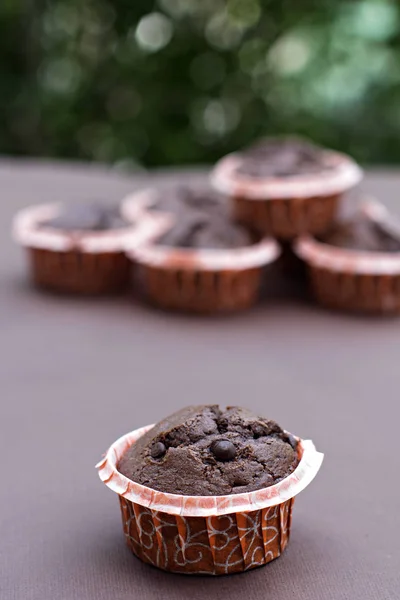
[118,405,299,496]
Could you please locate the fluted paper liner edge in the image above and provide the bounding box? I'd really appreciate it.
[12,201,169,254]
[211,150,363,200]
[96,424,323,517]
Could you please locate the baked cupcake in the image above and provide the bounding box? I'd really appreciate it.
[12,201,151,294]
[97,405,323,575]
[124,187,281,313]
[211,137,362,239]
[295,200,400,313]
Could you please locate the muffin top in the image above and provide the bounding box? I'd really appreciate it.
[319,208,400,253]
[157,214,252,249]
[149,186,225,218]
[150,187,252,249]
[41,203,129,231]
[236,137,335,179]
[118,405,299,496]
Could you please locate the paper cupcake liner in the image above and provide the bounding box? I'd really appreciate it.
[97,425,323,575]
[211,150,363,200]
[118,495,294,575]
[139,264,267,313]
[295,224,400,313]
[231,193,340,240]
[28,247,131,294]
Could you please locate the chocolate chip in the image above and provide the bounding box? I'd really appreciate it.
[286,433,298,450]
[150,442,166,459]
[210,440,236,461]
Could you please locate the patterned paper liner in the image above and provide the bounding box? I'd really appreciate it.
[12,201,154,254]
[211,150,363,200]
[96,424,323,517]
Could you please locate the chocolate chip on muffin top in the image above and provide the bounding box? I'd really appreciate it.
[236,137,335,179]
[318,208,400,253]
[118,405,299,496]
[41,203,129,231]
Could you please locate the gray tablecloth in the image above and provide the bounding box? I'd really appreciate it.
[1,160,399,600]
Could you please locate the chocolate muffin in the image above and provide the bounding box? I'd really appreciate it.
[295,201,400,313]
[118,405,299,496]
[212,135,362,239]
[237,137,335,178]
[13,200,140,294]
[319,209,400,253]
[126,185,280,313]
[41,202,129,231]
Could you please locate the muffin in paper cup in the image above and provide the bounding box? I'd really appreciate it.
[295,200,400,314]
[12,201,159,295]
[211,141,362,240]
[122,188,281,314]
[96,424,323,576]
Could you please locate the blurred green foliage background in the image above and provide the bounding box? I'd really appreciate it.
[1,0,400,168]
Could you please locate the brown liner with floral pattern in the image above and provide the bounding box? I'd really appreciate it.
[97,425,323,575]
[118,495,294,575]
[295,202,400,313]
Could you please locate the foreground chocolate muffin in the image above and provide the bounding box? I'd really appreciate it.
[13,201,141,294]
[118,405,298,496]
[295,200,400,313]
[97,405,323,575]
[126,186,280,313]
[212,136,362,239]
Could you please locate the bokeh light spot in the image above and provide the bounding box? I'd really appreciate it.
[135,12,173,53]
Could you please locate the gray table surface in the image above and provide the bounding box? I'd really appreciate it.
[1,160,399,600]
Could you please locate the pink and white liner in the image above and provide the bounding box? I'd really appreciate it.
[295,200,400,276]
[96,424,324,518]
[12,201,162,254]
[211,150,363,200]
